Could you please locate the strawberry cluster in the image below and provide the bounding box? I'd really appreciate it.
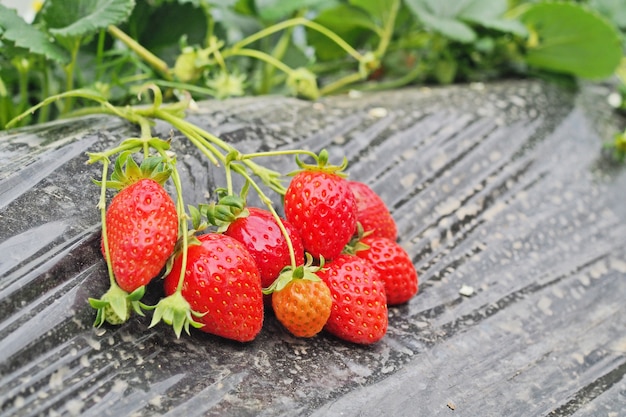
[90,147,419,345]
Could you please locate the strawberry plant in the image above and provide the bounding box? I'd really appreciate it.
[2,0,625,348]
[1,0,624,137]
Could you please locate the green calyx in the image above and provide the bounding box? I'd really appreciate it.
[263,254,324,295]
[343,222,372,255]
[291,149,349,178]
[88,285,146,327]
[145,291,205,338]
[90,148,173,190]
[193,187,249,233]
[287,68,320,100]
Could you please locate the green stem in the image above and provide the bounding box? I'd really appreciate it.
[152,109,223,166]
[97,158,117,287]
[170,163,190,294]
[260,11,303,94]
[357,62,425,92]
[241,149,318,161]
[223,48,295,77]
[108,25,172,80]
[320,72,365,96]
[37,59,51,125]
[374,0,401,58]
[0,76,10,129]
[224,161,235,196]
[152,109,284,193]
[12,58,30,113]
[203,4,215,48]
[95,29,107,81]
[152,80,217,97]
[231,17,364,63]
[63,38,82,115]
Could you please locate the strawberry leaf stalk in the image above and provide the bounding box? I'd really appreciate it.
[142,153,206,338]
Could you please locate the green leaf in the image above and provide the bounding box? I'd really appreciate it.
[41,0,136,39]
[404,0,527,43]
[254,0,337,21]
[404,0,477,43]
[0,4,69,63]
[349,0,394,26]
[520,2,622,79]
[457,0,527,36]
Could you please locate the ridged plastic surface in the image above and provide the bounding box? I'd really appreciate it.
[1,80,625,416]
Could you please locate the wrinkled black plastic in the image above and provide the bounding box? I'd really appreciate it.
[1,80,625,416]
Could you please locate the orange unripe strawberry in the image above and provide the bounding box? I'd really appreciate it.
[272,278,332,338]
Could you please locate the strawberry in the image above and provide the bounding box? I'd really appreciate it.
[355,236,418,305]
[284,151,357,260]
[265,257,332,338]
[163,233,264,342]
[89,153,178,327]
[103,178,178,292]
[317,254,388,344]
[348,181,397,241]
[224,207,304,288]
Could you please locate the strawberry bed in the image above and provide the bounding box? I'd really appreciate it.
[1,80,626,416]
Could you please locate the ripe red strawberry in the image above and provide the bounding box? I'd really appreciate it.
[317,254,388,344]
[103,178,178,292]
[348,181,397,241]
[271,275,332,338]
[224,207,304,288]
[284,170,357,260]
[355,236,418,305]
[163,233,264,342]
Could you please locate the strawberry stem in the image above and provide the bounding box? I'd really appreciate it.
[144,148,205,337]
[96,157,116,288]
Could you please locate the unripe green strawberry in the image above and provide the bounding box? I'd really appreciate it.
[103,178,178,292]
[355,236,418,305]
[317,254,388,344]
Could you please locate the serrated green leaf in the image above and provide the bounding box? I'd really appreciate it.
[520,2,622,79]
[457,0,527,36]
[405,0,527,43]
[471,18,527,37]
[404,0,476,43]
[0,4,69,63]
[254,0,337,21]
[42,0,136,39]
